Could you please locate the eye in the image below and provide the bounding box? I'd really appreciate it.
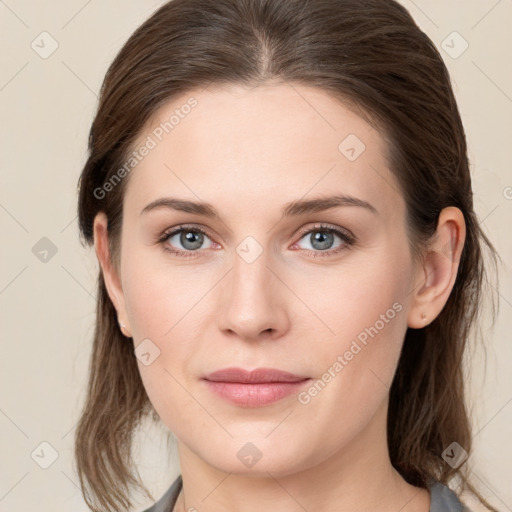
[292,223,355,258]
[158,225,216,257]
[157,223,356,259]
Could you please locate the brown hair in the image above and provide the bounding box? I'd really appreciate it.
[75,0,499,510]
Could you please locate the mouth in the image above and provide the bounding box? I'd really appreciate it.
[202,367,311,407]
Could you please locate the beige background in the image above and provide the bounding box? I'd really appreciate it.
[0,1,510,511]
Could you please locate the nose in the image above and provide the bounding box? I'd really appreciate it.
[216,248,289,342]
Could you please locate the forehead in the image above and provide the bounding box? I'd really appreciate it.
[124,83,403,220]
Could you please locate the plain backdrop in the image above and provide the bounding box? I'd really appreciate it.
[0,1,510,511]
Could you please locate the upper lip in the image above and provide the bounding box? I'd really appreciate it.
[204,367,309,384]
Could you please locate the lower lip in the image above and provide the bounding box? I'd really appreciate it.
[203,379,311,407]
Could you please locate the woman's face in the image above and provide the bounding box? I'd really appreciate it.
[103,83,423,476]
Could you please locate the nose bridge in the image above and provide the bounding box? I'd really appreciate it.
[232,246,270,298]
[218,240,286,338]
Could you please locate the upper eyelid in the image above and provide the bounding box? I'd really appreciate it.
[295,223,353,239]
[162,224,213,241]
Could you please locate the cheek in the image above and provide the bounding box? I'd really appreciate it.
[308,250,411,348]
[290,258,411,451]
[120,256,202,426]
[119,248,216,410]
[302,246,413,396]
[120,245,211,339]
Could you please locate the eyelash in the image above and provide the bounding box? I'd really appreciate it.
[157,223,356,259]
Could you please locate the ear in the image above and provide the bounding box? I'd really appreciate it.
[407,206,466,329]
[93,212,132,337]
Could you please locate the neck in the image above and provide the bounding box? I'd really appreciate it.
[173,401,430,512]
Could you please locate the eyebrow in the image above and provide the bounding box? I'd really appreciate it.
[140,194,378,219]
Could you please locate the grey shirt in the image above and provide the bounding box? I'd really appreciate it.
[142,475,471,512]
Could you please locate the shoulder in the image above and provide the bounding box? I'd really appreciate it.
[141,475,182,512]
[429,481,497,512]
[429,481,472,512]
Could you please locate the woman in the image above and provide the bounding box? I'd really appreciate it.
[74,0,499,511]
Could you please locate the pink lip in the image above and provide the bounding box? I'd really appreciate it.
[202,367,311,407]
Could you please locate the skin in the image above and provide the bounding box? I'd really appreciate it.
[93,82,466,512]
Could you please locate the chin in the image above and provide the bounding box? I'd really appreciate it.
[190,435,318,478]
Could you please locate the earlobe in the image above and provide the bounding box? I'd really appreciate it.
[93,212,132,336]
[407,206,466,329]
[118,321,133,338]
